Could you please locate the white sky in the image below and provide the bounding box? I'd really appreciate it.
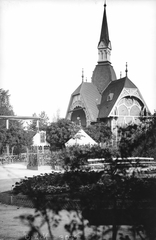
[0,0,156,121]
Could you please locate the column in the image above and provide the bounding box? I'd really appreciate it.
[6,119,9,155]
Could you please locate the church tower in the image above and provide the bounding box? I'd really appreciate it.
[66,2,150,129]
[92,3,116,94]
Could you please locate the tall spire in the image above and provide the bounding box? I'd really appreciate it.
[92,0,117,93]
[98,1,112,63]
[99,1,110,47]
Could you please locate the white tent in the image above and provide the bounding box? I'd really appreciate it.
[65,129,97,146]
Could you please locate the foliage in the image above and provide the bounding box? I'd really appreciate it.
[13,169,156,204]
[0,125,34,155]
[85,122,112,144]
[12,171,103,195]
[13,169,156,239]
[46,118,79,151]
[49,144,119,171]
[10,113,156,239]
[0,127,7,154]
[118,113,156,158]
[0,89,14,127]
[27,111,49,132]
[0,88,34,154]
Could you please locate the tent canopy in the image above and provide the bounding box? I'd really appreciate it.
[65,129,97,146]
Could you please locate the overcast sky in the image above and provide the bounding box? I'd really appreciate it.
[0,0,156,121]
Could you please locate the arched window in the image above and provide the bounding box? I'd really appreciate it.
[118,105,128,116]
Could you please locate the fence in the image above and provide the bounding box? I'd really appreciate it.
[0,151,51,166]
[87,157,156,173]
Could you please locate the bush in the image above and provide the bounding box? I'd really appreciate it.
[49,145,118,171]
[12,171,103,196]
[12,170,156,206]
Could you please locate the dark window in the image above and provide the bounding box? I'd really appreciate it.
[40,132,46,143]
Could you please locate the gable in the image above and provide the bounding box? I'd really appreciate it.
[98,77,140,119]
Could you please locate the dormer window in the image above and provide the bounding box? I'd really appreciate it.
[73,94,80,103]
[107,92,114,101]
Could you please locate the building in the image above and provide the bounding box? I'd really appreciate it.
[66,3,149,132]
[32,131,50,153]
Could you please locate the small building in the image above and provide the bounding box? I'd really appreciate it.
[32,131,50,152]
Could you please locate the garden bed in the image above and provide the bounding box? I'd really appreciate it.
[4,171,156,212]
[0,191,34,208]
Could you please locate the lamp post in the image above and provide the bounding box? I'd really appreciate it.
[6,119,10,155]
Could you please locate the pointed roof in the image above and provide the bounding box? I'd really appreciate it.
[74,82,101,121]
[92,62,116,93]
[65,129,97,146]
[98,3,110,47]
[98,77,137,118]
[66,82,101,122]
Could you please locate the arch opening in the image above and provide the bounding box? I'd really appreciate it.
[71,107,87,127]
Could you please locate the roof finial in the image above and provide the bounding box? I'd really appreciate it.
[82,68,84,82]
[104,0,106,8]
[120,71,122,78]
[125,62,128,77]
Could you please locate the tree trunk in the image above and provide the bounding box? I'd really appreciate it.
[11,146,14,155]
[112,198,118,240]
[26,147,29,164]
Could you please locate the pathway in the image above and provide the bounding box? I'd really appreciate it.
[0,162,52,192]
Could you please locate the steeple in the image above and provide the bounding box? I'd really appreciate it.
[91,1,117,93]
[98,2,112,63]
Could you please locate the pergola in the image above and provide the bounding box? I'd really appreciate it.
[0,115,41,129]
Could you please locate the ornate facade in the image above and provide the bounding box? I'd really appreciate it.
[66,3,149,129]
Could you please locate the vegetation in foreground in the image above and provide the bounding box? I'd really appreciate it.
[12,151,156,240]
[1,88,156,239]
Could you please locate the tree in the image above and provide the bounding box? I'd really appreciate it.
[39,111,49,130]
[118,113,156,158]
[85,122,112,145]
[2,126,34,155]
[0,89,14,127]
[0,88,25,154]
[11,115,156,240]
[46,118,79,151]
[12,129,34,155]
[28,111,49,131]
[0,127,7,154]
